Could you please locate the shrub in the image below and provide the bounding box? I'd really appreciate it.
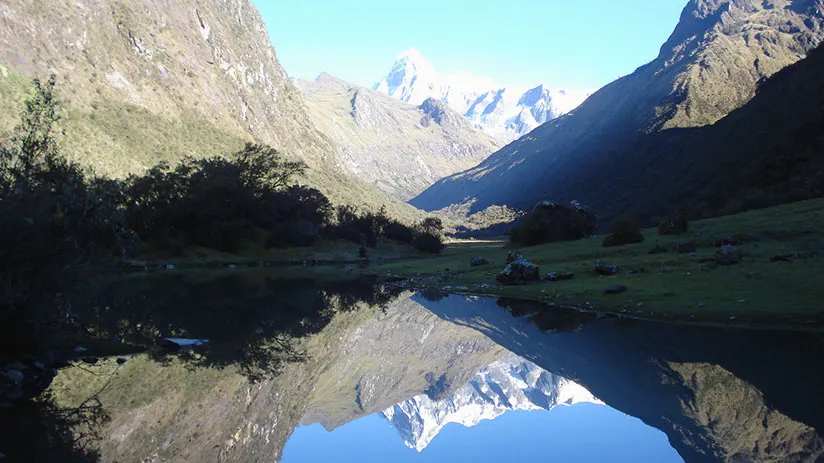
[384,220,414,243]
[510,201,596,246]
[412,231,444,254]
[658,209,689,235]
[603,218,644,247]
[123,143,329,252]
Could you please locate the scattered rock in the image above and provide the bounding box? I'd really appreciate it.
[497,258,541,285]
[594,261,619,276]
[648,244,668,255]
[470,257,489,267]
[506,251,525,264]
[714,237,739,247]
[544,272,575,282]
[4,369,24,385]
[604,285,628,294]
[715,245,742,265]
[675,241,696,254]
[770,251,816,263]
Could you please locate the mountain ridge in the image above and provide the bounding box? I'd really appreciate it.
[295,72,500,200]
[373,49,593,141]
[412,0,824,223]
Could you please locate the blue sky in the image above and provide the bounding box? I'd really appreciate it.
[281,404,683,462]
[254,0,689,89]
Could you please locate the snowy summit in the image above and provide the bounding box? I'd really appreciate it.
[374,49,595,141]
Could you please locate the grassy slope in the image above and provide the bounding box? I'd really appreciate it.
[0,65,424,225]
[368,199,824,327]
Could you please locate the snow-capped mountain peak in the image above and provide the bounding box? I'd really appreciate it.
[374,49,595,142]
[381,354,602,452]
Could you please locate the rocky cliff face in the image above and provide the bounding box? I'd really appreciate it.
[412,0,824,219]
[0,0,416,217]
[382,354,600,451]
[296,73,500,201]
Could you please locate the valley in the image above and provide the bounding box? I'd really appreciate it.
[2,0,824,461]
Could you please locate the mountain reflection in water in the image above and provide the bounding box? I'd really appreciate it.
[3,272,824,463]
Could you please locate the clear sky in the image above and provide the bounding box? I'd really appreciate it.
[254,0,689,90]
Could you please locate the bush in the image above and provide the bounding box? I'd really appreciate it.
[602,218,644,247]
[124,144,329,252]
[658,209,689,235]
[510,201,596,246]
[384,220,414,243]
[412,231,444,254]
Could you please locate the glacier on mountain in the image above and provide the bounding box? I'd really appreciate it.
[381,354,602,451]
[374,49,594,141]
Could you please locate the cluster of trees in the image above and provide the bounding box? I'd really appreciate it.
[0,77,443,354]
[509,201,596,246]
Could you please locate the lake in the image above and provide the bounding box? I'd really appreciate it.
[2,271,822,462]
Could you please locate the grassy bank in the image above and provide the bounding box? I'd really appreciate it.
[123,238,430,269]
[367,199,824,327]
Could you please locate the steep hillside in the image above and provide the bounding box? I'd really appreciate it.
[412,0,824,224]
[0,0,418,218]
[374,49,592,141]
[296,73,500,201]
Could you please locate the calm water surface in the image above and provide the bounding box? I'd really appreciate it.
[2,271,823,462]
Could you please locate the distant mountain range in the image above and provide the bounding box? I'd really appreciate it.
[374,49,593,142]
[412,0,824,225]
[296,73,500,201]
[382,354,600,451]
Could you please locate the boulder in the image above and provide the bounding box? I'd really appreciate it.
[470,257,489,267]
[716,245,743,265]
[545,272,575,281]
[604,285,628,294]
[594,261,619,276]
[497,259,541,285]
[648,244,668,254]
[506,251,524,264]
[675,241,696,254]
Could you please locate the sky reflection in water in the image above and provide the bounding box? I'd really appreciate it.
[283,400,682,462]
